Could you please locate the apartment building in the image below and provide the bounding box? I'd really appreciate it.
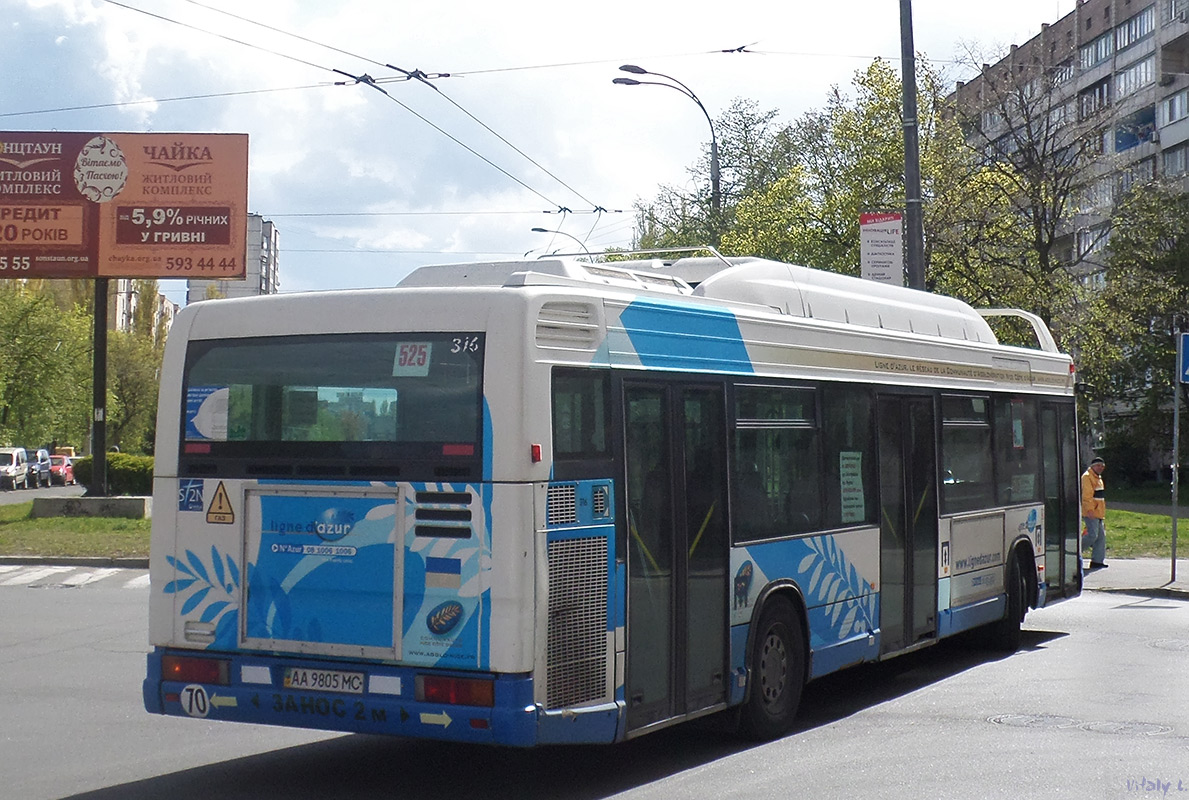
[186,213,280,303]
[110,279,179,341]
[953,0,1189,266]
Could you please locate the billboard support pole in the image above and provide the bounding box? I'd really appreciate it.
[90,277,108,497]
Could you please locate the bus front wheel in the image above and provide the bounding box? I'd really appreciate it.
[739,596,805,740]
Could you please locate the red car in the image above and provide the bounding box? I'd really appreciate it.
[49,455,75,486]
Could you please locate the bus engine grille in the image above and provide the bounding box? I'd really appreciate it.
[546,536,609,709]
[546,483,577,526]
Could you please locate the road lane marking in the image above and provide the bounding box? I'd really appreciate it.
[1,566,74,585]
[60,568,121,586]
[123,573,151,589]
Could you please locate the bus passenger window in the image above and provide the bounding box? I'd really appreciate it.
[994,396,1040,505]
[732,434,774,539]
[940,395,994,514]
[732,384,823,539]
[552,369,610,460]
[821,386,875,527]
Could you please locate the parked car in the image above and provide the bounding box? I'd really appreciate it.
[24,448,53,488]
[0,447,29,490]
[49,454,75,486]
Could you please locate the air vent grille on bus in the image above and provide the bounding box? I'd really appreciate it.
[413,491,472,539]
[592,485,609,517]
[536,302,599,350]
[546,535,609,709]
[547,483,578,526]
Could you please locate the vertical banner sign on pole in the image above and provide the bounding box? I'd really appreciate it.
[859,211,904,286]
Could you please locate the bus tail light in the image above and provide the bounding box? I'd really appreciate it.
[415,675,494,707]
[162,654,230,685]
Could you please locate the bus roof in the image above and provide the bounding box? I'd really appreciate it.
[399,256,1055,352]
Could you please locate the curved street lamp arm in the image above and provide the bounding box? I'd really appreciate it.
[531,227,593,259]
[614,66,721,218]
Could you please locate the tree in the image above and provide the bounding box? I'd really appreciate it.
[722,59,978,283]
[105,329,162,454]
[1088,180,1189,472]
[634,98,797,250]
[0,282,92,449]
[945,42,1136,350]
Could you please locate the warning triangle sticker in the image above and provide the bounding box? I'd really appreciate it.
[206,481,235,524]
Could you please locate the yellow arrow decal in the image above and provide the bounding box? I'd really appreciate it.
[419,710,452,728]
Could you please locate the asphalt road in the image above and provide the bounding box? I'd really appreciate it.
[0,482,85,505]
[3,567,1187,800]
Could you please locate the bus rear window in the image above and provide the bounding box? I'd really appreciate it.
[182,333,483,449]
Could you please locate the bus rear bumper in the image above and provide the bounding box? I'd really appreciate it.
[143,648,552,746]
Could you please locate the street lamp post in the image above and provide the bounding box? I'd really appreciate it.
[613,65,720,222]
[899,0,926,291]
[530,227,593,259]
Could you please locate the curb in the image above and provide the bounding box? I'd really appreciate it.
[1083,586,1189,601]
[0,555,148,569]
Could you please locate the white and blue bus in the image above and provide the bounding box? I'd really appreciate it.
[143,255,1082,745]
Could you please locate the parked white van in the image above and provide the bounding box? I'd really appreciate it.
[0,447,29,490]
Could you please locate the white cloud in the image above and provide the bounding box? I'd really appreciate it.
[9,0,1079,298]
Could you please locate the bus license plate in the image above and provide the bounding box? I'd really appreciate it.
[283,667,365,694]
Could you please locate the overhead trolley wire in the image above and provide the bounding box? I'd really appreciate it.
[0,84,327,119]
[97,0,604,214]
[171,0,606,212]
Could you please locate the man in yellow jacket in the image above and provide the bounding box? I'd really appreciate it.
[1081,456,1107,570]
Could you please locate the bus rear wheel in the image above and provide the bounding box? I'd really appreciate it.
[739,596,805,740]
[987,553,1027,652]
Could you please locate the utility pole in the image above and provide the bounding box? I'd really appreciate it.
[900,0,926,291]
[90,278,108,496]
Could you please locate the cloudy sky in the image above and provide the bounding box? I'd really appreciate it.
[5,0,1078,304]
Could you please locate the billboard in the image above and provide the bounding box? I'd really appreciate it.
[859,211,903,286]
[0,131,248,279]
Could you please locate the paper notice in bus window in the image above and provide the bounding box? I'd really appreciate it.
[840,451,865,524]
[393,342,432,377]
[186,386,229,441]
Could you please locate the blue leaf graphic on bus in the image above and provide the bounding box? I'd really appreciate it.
[246,563,292,638]
[186,549,211,583]
[166,546,241,648]
[166,554,195,578]
[201,601,230,623]
[795,537,876,641]
[180,586,211,616]
[226,556,241,591]
[213,609,239,648]
[211,545,226,588]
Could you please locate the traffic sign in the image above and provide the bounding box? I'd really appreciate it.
[1181,333,1189,384]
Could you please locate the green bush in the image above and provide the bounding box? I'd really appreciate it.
[1099,436,1155,488]
[72,453,154,496]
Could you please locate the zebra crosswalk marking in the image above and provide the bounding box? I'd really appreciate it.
[60,568,121,586]
[1,566,74,585]
[123,573,151,589]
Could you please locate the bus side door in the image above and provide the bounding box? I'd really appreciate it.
[623,381,729,732]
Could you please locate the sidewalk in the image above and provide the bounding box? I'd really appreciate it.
[1112,501,1189,518]
[1080,557,1189,599]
